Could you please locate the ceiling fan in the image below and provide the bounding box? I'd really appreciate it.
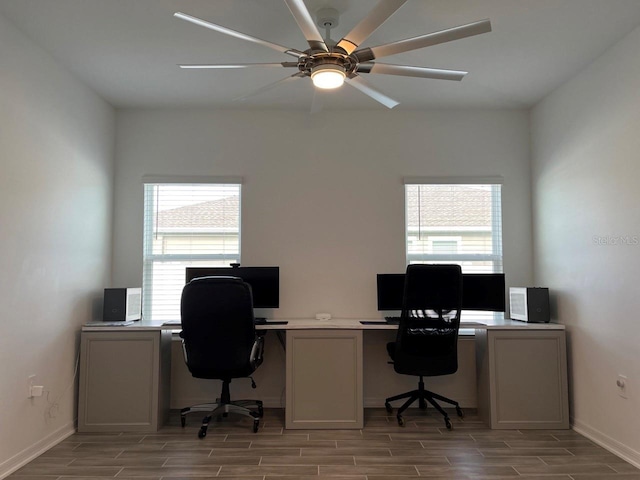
[174,0,491,109]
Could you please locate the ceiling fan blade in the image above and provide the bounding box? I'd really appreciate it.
[336,0,408,55]
[353,19,492,62]
[284,0,329,52]
[179,62,298,69]
[234,72,305,102]
[356,62,467,81]
[344,75,399,109]
[174,12,306,58]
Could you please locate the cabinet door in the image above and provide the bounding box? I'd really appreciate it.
[286,329,363,429]
[78,331,170,432]
[477,329,569,429]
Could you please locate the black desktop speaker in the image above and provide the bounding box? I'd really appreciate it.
[509,287,550,323]
[103,288,142,322]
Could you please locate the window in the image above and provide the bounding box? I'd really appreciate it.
[143,181,241,320]
[405,180,503,273]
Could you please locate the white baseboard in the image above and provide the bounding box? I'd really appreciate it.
[0,422,76,479]
[572,417,640,469]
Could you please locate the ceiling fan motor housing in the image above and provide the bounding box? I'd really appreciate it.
[303,53,352,76]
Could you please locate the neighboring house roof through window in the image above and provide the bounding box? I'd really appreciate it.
[157,195,239,232]
[406,185,492,229]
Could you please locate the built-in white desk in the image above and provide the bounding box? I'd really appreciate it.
[79,318,568,432]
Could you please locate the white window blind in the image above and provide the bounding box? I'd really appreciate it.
[143,182,241,321]
[405,183,503,273]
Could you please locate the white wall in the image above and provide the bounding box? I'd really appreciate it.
[531,25,640,465]
[112,108,532,408]
[0,13,114,477]
[113,109,532,306]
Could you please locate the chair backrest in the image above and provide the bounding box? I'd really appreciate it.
[180,276,257,380]
[393,264,463,377]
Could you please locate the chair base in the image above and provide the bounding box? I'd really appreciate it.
[385,376,463,429]
[181,379,263,436]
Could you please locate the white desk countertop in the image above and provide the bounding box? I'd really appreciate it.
[82,317,565,332]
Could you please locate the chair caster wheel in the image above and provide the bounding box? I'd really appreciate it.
[180,416,186,428]
[385,402,392,413]
[397,414,405,427]
[258,405,264,418]
[456,406,464,418]
[253,419,259,433]
[198,427,207,438]
[419,400,427,410]
[445,417,453,430]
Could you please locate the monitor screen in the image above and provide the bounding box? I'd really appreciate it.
[376,274,406,311]
[377,272,505,312]
[185,266,279,308]
[461,273,505,312]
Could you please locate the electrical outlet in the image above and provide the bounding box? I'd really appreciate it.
[30,385,44,397]
[616,374,628,399]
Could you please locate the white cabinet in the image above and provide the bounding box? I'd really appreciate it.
[286,329,363,429]
[476,329,569,429]
[78,330,171,432]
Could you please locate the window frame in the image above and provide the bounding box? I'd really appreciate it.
[142,177,242,320]
[404,178,503,273]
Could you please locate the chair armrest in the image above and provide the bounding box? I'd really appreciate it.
[250,334,265,369]
[180,338,188,364]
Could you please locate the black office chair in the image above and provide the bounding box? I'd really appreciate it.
[179,276,264,437]
[385,264,464,430]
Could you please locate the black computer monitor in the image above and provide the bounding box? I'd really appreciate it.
[185,266,279,308]
[376,274,406,311]
[461,273,505,312]
[377,272,505,312]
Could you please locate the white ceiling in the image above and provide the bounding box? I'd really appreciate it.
[2,0,640,110]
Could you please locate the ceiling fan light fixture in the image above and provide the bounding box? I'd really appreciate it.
[311,64,346,89]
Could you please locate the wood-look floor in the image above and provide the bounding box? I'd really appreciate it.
[9,408,640,480]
